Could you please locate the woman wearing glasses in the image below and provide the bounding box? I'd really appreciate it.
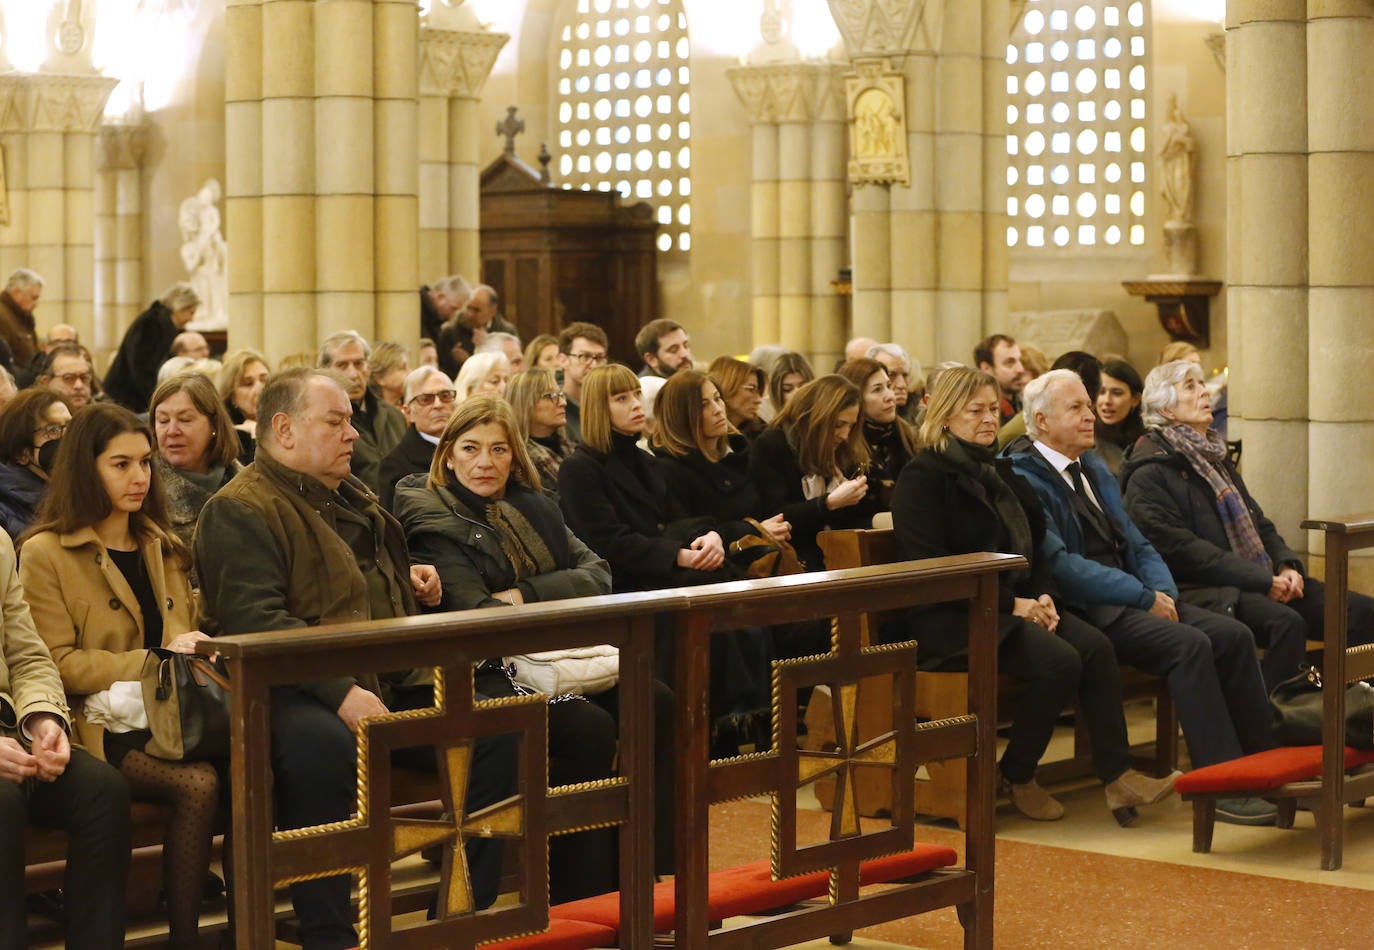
[379,366,458,510]
[706,357,767,441]
[148,373,243,553]
[506,369,574,493]
[0,389,71,539]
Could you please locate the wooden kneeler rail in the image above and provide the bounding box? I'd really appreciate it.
[210,553,1021,950]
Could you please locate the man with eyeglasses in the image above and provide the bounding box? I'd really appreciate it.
[378,367,458,511]
[555,321,609,444]
[38,343,95,410]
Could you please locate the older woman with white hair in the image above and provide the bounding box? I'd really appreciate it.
[453,350,511,400]
[1121,359,1374,690]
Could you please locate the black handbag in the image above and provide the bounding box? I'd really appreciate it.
[140,648,232,761]
[1269,665,1374,750]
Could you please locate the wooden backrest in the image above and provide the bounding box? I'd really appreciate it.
[818,528,903,648]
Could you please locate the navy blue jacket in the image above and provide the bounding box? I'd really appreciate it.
[1005,436,1177,612]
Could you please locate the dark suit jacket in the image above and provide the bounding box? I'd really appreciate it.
[556,438,719,592]
[380,426,437,512]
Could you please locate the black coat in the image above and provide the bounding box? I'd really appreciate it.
[747,427,874,571]
[380,426,437,512]
[104,301,180,411]
[1119,429,1300,594]
[557,435,723,592]
[652,435,761,546]
[890,447,1054,667]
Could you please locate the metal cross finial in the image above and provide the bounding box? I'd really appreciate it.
[496,106,525,156]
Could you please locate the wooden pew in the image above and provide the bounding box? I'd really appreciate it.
[212,554,1019,949]
[812,527,1178,827]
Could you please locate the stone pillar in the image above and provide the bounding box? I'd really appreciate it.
[1225,2,1309,546]
[419,28,509,286]
[810,81,849,369]
[227,0,423,360]
[1307,3,1374,580]
[0,74,115,343]
[748,121,781,345]
[729,62,848,366]
[95,125,147,353]
[851,184,891,345]
[225,0,265,351]
[889,52,935,362]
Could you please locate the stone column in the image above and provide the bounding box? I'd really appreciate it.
[225,0,266,351]
[810,72,849,369]
[0,74,116,342]
[850,184,891,346]
[1307,3,1374,582]
[95,125,147,352]
[227,0,424,360]
[1225,2,1309,546]
[419,28,509,286]
[888,51,935,362]
[730,63,850,367]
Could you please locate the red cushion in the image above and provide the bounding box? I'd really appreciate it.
[551,845,961,934]
[482,917,619,949]
[1176,745,1374,795]
[858,843,960,884]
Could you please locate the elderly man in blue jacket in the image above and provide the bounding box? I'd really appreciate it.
[1006,369,1276,826]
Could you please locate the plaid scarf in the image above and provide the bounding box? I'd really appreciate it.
[1158,424,1271,572]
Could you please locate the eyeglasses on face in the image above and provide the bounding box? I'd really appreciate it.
[408,389,458,407]
[55,372,93,386]
[538,390,568,404]
[34,424,66,440]
[567,351,607,365]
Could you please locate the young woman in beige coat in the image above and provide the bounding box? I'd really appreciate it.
[20,404,216,949]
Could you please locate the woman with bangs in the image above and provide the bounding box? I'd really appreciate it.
[558,364,732,593]
[19,404,219,946]
[749,375,877,572]
[706,356,767,441]
[393,394,675,896]
[506,368,574,493]
[837,357,917,508]
[149,373,243,552]
[766,351,815,419]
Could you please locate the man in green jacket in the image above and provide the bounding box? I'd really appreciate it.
[196,368,513,950]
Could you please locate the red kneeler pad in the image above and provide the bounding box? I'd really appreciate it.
[1175,745,1374,796]
[550,844,960,936]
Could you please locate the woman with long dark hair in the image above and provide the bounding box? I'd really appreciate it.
[1095,358,1145,475]
[837,357,917,508]
[749,375,876,571]
[20,404,218,947]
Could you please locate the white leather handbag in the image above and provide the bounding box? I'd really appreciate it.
[503,645,619,696]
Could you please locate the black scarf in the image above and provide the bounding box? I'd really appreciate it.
[940,437,1034,583]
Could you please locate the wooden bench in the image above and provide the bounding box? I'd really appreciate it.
[1175,513,1374,870]
[810,528,1178,827]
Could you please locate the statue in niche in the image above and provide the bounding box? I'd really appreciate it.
[854,88,898,159]
[178,178,228,329]
[1159,94,1196,225]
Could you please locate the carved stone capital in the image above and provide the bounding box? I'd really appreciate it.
[0,73,118,133]
[97,123,149,171]
[828,0,931,58]
[420,28,509,99]
[727,62,848,125]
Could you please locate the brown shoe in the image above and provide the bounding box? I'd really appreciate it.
[999,772,1064,821]
[1105,769,1181,826]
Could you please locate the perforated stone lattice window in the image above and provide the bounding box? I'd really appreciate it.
[1006,1,1148,251]
[556,0,692,254]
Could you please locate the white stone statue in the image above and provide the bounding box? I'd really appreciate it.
[178,178,228,330]
[1159,94,1196,226]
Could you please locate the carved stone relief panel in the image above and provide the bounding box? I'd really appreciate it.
[845,58,909,186]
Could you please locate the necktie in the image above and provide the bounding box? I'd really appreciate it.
[1066,461,1099,512]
